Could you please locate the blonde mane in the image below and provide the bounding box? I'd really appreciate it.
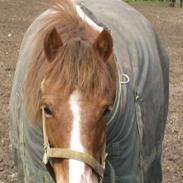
[24,0,117,122]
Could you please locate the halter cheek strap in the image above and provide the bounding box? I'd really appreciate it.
[41,107,106,178]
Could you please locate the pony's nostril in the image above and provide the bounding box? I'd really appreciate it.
[80,166,99,183]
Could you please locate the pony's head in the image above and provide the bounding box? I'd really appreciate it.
[24,1,116,182]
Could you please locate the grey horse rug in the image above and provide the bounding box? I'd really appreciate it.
[9,0,169,182]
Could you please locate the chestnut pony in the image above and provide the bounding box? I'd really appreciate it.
[24,0,116,182]
[10,0,169,182]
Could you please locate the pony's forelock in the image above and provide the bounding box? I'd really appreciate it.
[24,0,116,123]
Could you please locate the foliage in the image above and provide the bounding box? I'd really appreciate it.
[124,0,170,6]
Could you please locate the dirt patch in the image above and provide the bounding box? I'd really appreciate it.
[0,1,182,182]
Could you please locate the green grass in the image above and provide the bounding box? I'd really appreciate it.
[124,0,169,7]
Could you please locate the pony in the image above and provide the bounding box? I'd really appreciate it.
[9,0,169,182]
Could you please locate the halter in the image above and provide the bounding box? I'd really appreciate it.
[41,107,106,179]
[41,72,129,180]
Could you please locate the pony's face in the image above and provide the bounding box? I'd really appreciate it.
[24,15,116,181]
[39,27,116,183]
[40,86,114,182]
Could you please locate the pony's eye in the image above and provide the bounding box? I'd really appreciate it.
[44,106,53,117]
[102,106,111,116]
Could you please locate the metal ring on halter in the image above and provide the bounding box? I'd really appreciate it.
[120,74,130,84]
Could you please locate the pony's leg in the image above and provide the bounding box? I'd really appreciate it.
[181,0,183,7]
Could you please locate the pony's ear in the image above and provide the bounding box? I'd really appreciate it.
[93,29,113,61]
[44,27,63,62]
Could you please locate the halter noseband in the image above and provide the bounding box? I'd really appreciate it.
[41,107,106,179]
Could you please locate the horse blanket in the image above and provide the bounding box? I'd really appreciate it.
[9,0,169,182]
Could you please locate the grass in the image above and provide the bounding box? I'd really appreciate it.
[124,0,170,7]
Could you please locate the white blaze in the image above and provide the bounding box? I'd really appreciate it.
[69,91,85,183]
[67,3,101,182]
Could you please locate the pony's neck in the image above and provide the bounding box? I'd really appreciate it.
[75,4,103,32]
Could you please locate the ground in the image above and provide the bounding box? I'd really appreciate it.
[0,0,182,182]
